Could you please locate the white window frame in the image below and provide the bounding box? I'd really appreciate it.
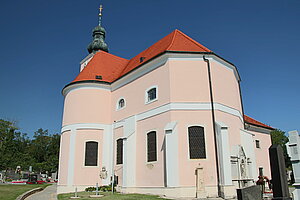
[116,97,126,111]
[83,140,99,167]
[186,124,207,160]
[145,129,158,164]
[145,85,158,104]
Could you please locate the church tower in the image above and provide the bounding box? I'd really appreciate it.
[57,5,114,193]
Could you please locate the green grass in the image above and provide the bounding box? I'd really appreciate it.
[58,191,171,200]
[0,184,50,200]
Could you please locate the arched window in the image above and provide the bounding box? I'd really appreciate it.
[118,98,125,110]
[116,138,123,165]
[85,141,98,166]
[145,86,158,103]
[188,126,206,159]
[147,131,157,162]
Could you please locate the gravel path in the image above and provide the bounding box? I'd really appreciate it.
[26,184,57,200]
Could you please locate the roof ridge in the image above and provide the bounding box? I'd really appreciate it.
[175,30,211,52]
[95,50,129,61]
[166,29,178,50]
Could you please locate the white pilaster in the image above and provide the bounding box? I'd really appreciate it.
[67,129,76,186]
[215,122,233,186]
[164,121,179,187]
[102,125,112,185]
[122,116,137,187]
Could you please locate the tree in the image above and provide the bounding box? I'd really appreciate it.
[270,129,291,169]
[0,119,60,173]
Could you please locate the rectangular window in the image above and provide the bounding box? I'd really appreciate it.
[147,131,157,162]
[116,139,123,165]
[255,140,260,148]
[85,141,98,166]
[188,126,206,159]
[147,88,156,102]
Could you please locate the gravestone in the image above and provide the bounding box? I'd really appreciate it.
[269,144,291,200]
[286,130,300,199]
[237,185,262,200]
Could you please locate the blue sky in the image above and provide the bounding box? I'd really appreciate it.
[0,0,299,136]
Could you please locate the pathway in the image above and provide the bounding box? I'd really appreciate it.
[26,184,57,200]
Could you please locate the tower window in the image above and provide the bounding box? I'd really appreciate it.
[188,126,206,159]
[117,98,125,110]
[145,86,158,104]
[85,141,98,166]
[116,139,123,165]
[255,140,260,148]
[147,131,157,162]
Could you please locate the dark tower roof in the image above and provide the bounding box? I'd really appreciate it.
[87,5,108,53]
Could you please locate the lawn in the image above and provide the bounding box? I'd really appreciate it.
[0,184,50,200]
[58,191,171,200]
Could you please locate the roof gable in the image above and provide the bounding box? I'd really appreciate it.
[119,29,211,77]
[72,29,211,83]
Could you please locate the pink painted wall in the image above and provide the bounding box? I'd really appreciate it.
[58,130,70,185]
[214,111,244,149]
[73,129,103,186]
[135,112,170,187]
[211,61,242,113]
[170,110,218,186]
[251,130,272,178]
[112,62,170,122]
[113,127,124,186]
[62,88,111,126]
[168,60,210,103]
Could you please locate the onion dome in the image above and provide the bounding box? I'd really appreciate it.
[87,5,109,53]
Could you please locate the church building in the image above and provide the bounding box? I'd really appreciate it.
[57,6,274,199]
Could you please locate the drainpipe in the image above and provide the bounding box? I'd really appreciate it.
[203,55,221,197]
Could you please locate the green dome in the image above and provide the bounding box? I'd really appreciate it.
[87,25,109,53]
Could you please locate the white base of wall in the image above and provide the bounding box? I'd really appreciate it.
[219,185,237,199]
[57,185,105,194]
[119,185,219,198]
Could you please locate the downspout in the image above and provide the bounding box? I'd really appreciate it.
[203,55,221,197]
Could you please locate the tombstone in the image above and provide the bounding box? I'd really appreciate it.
[237,185,262,200]
[286,130,300,199]
[269,144,291,200]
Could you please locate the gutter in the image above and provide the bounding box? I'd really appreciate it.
[203,55,221,197]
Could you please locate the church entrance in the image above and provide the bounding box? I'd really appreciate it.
[196,167,205,198]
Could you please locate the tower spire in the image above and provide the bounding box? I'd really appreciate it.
[87,4,109,53]
[98,4,103,26]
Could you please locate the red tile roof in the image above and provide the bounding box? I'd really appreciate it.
[72,51,128,83]
[244,115,274,130]
[72,29,211,83]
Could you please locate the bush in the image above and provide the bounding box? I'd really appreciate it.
[85,187,96,192]
[85,185,114,192]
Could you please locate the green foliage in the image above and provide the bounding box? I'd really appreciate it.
[0,119,60,173]
[270,129,291,168]
[85,185,113,192]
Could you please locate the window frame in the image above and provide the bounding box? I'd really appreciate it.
[84,140,99,167]
[145,86,158,104]
[116,138,123,165]
[116,97,126,111]
[146,130,157,163]
[187,125,207,160]
[255,139,260,148]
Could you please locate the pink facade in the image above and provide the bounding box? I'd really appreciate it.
[57,29,274,198]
